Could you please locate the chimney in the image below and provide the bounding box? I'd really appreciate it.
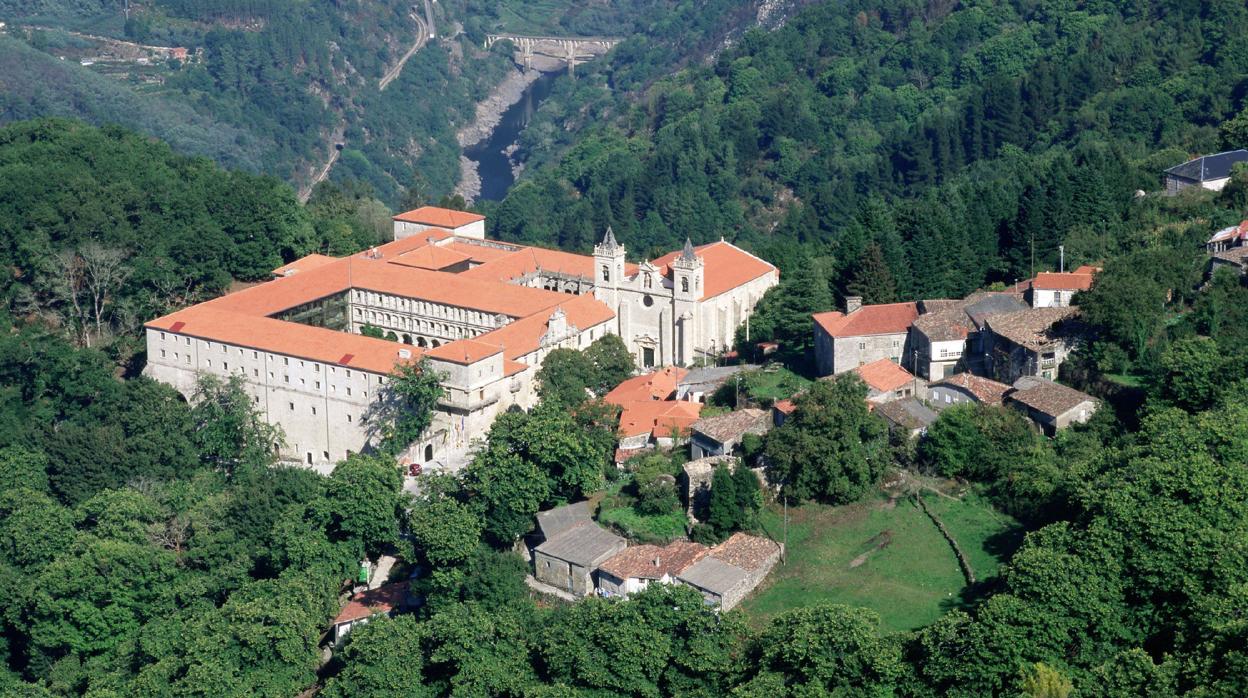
[845,296,863,314]
[653,556,661,568]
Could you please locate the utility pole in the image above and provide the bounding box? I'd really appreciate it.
[782,489,788,566]
[1030,237,1035,280]
[1059,245,1065,273]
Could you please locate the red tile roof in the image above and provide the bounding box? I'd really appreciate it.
[470,295,616,362]
[773,399,797,415]
[710,532,780,572]
[272,254,337,277]
[1033,272,1094,291]
[388,245,472,270]
[812,302,919,338]
[616,400,703,439]
[332,582,408,625]
[426,339,503,365]
[603,367,688,405]
[853,359,915,394]
[599,541,710,580]
[651,241,777,300]
[462,245,638,283]
[392,206,485,227]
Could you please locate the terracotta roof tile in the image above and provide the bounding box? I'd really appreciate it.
[617,400,703,438]
[392,206,485,227]
[931,372,1010,405]
[853,359,915,394]
[425,339,503,365]
[462,245,638,283]
[603,367,688,405]
[813,302,919,338]
[332,582,408,625]
[1032,272,1094,291]
[691,408,770,443]
[651,241,777,300]
[272,254,337,277]
[1008,377,1097,417]
[985,307,1080,351]
[388,245,472,270]
[599,541,710,580]
[710,533,780,572]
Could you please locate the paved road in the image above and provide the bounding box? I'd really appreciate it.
[379,2,437,91]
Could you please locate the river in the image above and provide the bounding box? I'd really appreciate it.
[464,69,564,201]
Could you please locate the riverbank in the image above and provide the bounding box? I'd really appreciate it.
[456,66,542,148]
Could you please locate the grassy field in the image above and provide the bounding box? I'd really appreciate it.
[741,491,1021,633]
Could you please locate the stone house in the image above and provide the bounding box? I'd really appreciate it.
[675,533,782,610]
[533,502,627,596]
[1006,376,1099,436]
[928,372,1011,410]
[909,293,1027,379]
[874,397,938,440]
[983,307,1082,383]
[850,358,922,404]
[689,408,771,459]
[597,541,709,597]
[1164,150,1248,194]
[812,298,918,377]
[604,367,702,460]
[682,455,745,522]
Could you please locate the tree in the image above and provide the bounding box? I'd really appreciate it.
[707,464,740,535]
[585,334,635,394]
[0,445,50,494]
[763,376,888,503]
[367,358,444,457]
[321,616,435,698]
[740,605,902,694]
[1154,337,1231,412]
[845,243,898,304]
[732,465,762,526]
[191,374,283,475]
[1018,662,1073,698]
[536,348,597,407]
[407,495,483,566]
[324,453,404,559]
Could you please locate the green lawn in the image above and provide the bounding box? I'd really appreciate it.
[743,366,812,402]
[596,478,689,544]
[741,492,1021,633]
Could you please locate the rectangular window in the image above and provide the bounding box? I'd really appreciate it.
[347,415,353,423]
[160,349,166,358]
[223,362,229,371]
[185,337,191,346]
[185,355,190,364]
[289,402,295,410]
[311,406,317,415]
[347,387,352,396]
[253,351,258,359]
[160,332,166,340]
[253,368,259,377]
[314,364,320,373]
[284,357,289,366]
[206,359,212,368]
[315,381,321,390]
[284,375,289,383]
[859,342,866,350]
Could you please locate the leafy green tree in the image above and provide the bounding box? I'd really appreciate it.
[845,243,898,304]
[324,453,404,559]
[585,334,636,394]
[368,358,444,457]
[707,464,740,535]
[536,348,597,407]
[407,496,483,566]
[1018,662,1073,698]
[732,465,762,526]
[763,376,888,503]
[0,446,50,494]
[321,616,435,698]
[191,374,283,475]
[1154,337,1232,412]
[462,448,551,544]
[0,488,75,570]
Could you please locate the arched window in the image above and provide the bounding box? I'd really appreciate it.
[601,264,610,282]
[681,276,689,293]
[644,274,652,289]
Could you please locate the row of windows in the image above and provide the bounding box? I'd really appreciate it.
[158,331,387,385]
[354,291,493,326]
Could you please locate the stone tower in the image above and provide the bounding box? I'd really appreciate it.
[593,226,626,309]
[670,238,704,364]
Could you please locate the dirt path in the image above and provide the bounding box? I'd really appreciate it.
[299,120,346,202]
[379,13,429,91]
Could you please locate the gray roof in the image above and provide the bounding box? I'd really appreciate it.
[1165,150,1248,182]
[536,501,592,539]
[965,294,1027,327]
[691,408,770,444]
[876,397,938,431]
[679,364,758,391]
[1008,377,1097,417]
[677,556,749,595]
[535,522,625,567]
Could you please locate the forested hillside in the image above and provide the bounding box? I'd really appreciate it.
[488,0,1248,292]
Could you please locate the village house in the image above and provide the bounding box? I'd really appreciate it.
[1164,149,1248,193]
[909,293,1028,379]
[874,397,938,439]
[1029,266,1098,308]
[1206,220,1248,276]
[604,367,703,461]
[983,306,1082,383]
[329,582,410,645]
[771,398,797,427]
[532,502,627,596]
[675,364,756,403]
[1006,376,1099,435]
[143,207,774,469]
[850,358,922,404]
[689,408,771,459]
[682,455,750,521]
[597,541,709,597]
[675,533,782,610]
[928,372,1011,410]
[812,297,918,377]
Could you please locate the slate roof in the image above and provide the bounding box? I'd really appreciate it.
[691,408,770,444]
[677,556,750,595]
[812,302,919,338]
[875,397,938,431]
[964,294,1028,327]
[932,372,1011,405]
[536,501,592,539]
[599,541,709,581]
[1164,150,1248,182]
[985,307,1079,351]
[1008,377,1097,417]
[535,522,626,568]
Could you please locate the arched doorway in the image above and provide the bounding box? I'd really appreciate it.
[424,444,434,462]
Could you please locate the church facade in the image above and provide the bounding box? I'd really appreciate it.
[143,207,776,469]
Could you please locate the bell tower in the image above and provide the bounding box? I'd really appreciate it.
[593,226,626,309]
[670,238,703,365]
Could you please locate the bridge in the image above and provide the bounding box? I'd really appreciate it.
[483,34,622,73]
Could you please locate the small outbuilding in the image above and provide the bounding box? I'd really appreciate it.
[533,503,626,596]
[1006,376,1098,436]
[689,408,771,459]
[874,397,938,439]
[597,540,709,597]
[330,581,410,645]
